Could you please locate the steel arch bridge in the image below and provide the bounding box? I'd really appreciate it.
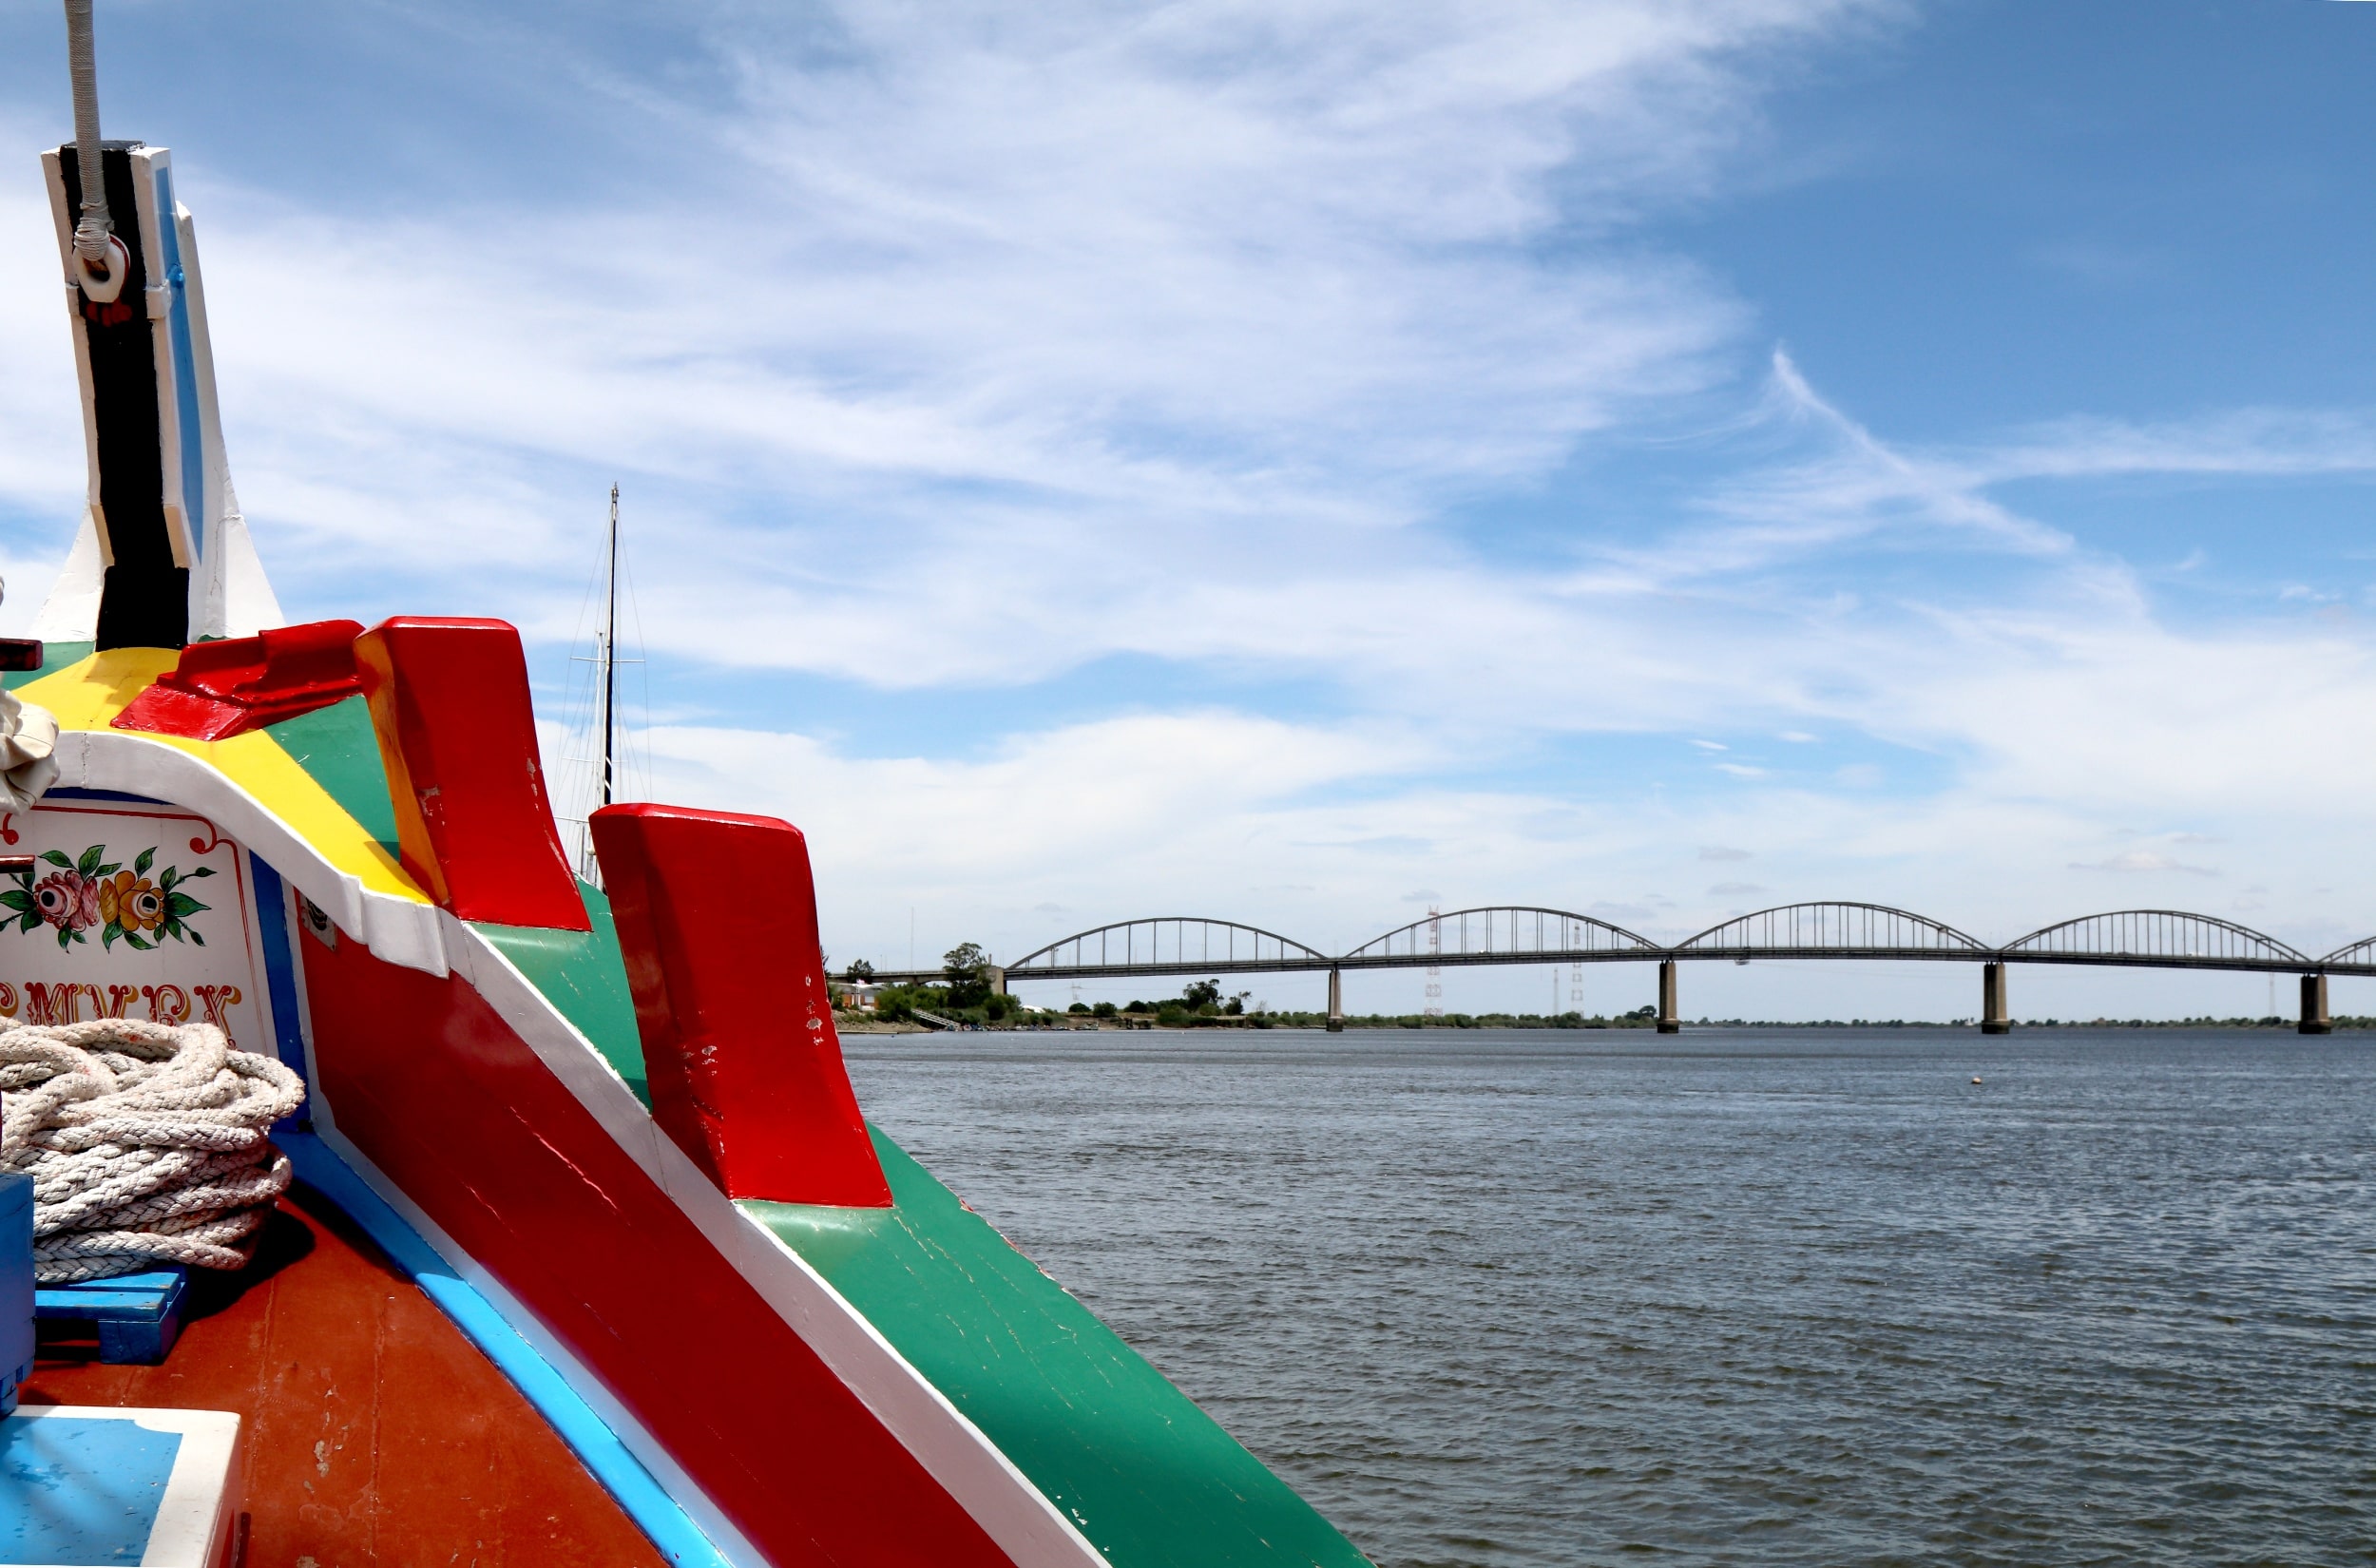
[983,903,2341,980]
[863,901,2376,1035]
[1336,907,1657,970]
[1675,902,1987,961]
[1006,918,1331,980]
[2000,910,2311,972]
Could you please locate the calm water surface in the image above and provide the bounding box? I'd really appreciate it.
[844,1028,2375,1567]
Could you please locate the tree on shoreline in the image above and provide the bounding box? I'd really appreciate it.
[944,941,993,1007]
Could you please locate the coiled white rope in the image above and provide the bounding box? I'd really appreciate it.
[62,0,112,267]
[1,1019,304,1284]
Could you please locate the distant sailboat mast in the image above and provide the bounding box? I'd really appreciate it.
[579,483,622,881]
[599,482,620,812]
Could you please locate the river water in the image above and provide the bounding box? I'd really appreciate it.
[843,1028,2374,1567]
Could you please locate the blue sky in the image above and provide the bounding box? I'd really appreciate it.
[4,1,2376,1019]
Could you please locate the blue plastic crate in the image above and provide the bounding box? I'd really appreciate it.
[35,1268,190,1367]
[0,1173,27,1417]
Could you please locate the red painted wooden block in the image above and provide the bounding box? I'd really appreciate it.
[353,617,588,931]
[111,619,364,740]
[591,803,892,1208]
[299,931,997,1565]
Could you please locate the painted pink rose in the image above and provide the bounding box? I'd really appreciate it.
[32,870,88,930]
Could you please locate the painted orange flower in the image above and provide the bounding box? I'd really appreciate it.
[97,870,164,932]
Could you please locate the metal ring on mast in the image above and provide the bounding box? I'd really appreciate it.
[62,0,129,301]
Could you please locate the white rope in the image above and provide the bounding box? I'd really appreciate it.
[62,0,113,267]
[1,1018,304,1284]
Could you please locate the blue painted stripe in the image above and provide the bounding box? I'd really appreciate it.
[278,1132,732,1568]
[149,160,205,561]
[248,853,311,1087]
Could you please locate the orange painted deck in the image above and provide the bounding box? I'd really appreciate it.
[21,1180,666,1568]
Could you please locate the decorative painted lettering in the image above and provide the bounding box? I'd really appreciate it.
[142,984,190,1024]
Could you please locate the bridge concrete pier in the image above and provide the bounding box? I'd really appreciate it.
[1981,962,2010,1035]
[2300,973,2331,1035]
[1656,959,1679,1034]
[1327,967,1343,1033]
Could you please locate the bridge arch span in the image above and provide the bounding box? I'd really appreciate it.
[1006,918,1329,979]
[2000,909,2307,970]
[2318,936,2376,974]
[1339,907,1657,969]
[1676,902,1987,959]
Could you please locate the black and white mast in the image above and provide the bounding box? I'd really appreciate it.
[40,0,284,647]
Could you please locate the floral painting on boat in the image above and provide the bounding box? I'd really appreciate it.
[3,843,213,951]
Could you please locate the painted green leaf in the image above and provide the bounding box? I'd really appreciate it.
[124,931,153,951]
[16,912,37,933]
[186,927,205,947]
[54,925,70,949]
[75,846,102,878]
[93,862,119,879]
[39,851,70,868]
[0,889,32,915]
[165,892,209,919]
[160,867,179,891]
[133,848,154,875]
[101,924,120,950]
[183,867,214,880]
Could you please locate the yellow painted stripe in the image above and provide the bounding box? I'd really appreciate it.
[19,650,427,904]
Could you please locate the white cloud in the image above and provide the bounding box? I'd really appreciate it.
[608,707,2375,985]
[2071,851,2217,877]
[0,2,1902,670]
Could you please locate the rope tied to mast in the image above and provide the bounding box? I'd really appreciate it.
[62,0,113,269]
[1,1018,304,1283]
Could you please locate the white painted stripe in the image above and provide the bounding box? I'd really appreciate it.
[38,149,107,573]
[50,730,449,977]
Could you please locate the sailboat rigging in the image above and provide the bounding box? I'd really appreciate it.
[567,482,642,881]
